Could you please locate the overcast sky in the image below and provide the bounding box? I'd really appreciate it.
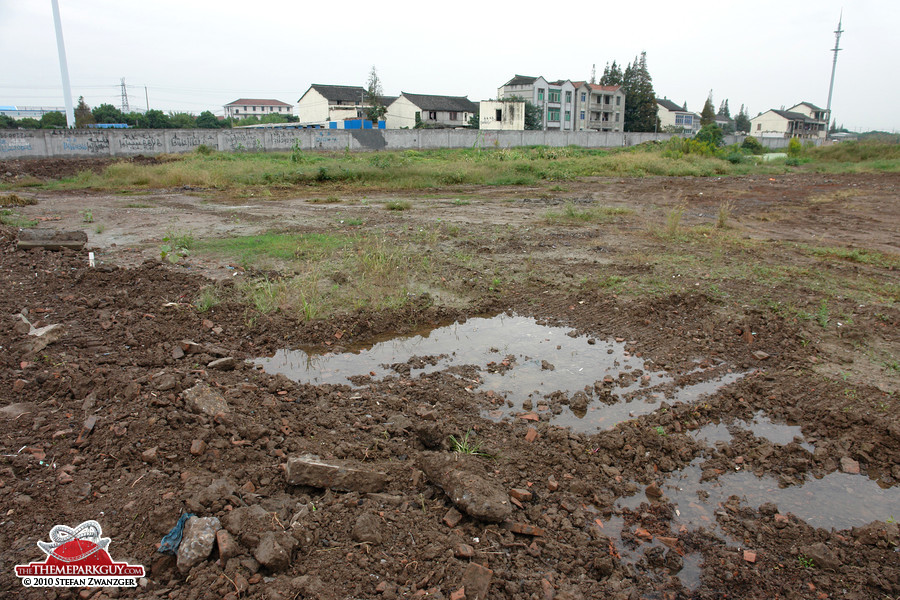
[1,0,896,132]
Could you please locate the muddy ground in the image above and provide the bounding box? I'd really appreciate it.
[0,161,898,600]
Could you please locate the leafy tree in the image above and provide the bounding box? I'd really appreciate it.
[468,110,480,129]
[364,66,387,124]
[700,91,716,127]
[0,114,16,129]
[74,96,95,128]
[19,118,41,129]
[92,103,125,124]
[140,109,173,129]
[717,99,730,118]
[734,104,751,134]
[524,100,542,130]
[196,111,221,129]
[599,61,623,86]
[168,112,197,129]
[40,112,67,129]
[695,123,723,147]
[621,52,658,132]
[741,136,764,154]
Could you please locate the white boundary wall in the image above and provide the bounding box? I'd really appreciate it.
[0,129,796,160]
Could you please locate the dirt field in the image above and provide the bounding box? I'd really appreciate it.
[1,160,898,600]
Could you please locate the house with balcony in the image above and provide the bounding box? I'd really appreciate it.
[656,98,700,135]
[573,83,625,132]
[750,102,827,140]
[224,99,293,120]
[385,93,478,129]
[497,75,580,131]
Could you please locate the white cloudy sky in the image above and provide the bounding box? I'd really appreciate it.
[1,0,897,132]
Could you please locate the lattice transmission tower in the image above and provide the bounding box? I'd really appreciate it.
[120,78,130,113]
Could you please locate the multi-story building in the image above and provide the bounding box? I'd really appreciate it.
[224,99,293,120]
[656,98,700,135]
[295,85,397,125]
[497,75,596,131]
[750,102,827,140]
[573,83,625,132]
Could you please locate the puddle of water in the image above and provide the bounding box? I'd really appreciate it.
[692,412,813,451]
[621,458,900,532]
[256,314,744,432]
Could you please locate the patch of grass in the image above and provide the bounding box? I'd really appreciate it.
[716,200,733,229]
[195,285,222,312]
[0,209,38,228]
[451,198,471,206]
[665,204,685,236]
[122,202,154,208]
[94,224,105,234]
[798,244,900,269]
[544,201,632,225]
[798,555,815,569]
[385,199,412,211]
[0,193,37,207]
[81,209,94,223]
[307,195,342,204]
[449,430,491,457]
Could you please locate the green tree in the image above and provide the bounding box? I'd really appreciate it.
[733,104,751,134]
[468,110,480,129]
[169,112,197,128]
[40,112,67,129]
[717,99,730,118]
[599,61,623,86]
[141,109,173,129]
[700,91,716,127]
[0,114,16,129]
[74,96,95,128]
[524,100,542,130]
[622,52,658,132]
[19,118,41,129]
[196,111,221,129]
[92,103,126,124]
[695,123,723,146]
[364,66,387,124]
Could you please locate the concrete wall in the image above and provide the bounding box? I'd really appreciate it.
[479,101,525,130]
[0,128,804,160]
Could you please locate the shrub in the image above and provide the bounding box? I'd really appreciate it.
[741,136,764,155]
[787,137,802,157]
[695,124,724,148]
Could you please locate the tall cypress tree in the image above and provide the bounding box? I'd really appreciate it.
[734,104,751,133]
[700,91,716,127]
[622,52,658,132]
[599,61,623,86]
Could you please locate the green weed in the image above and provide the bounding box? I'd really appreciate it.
[449,430,491,457]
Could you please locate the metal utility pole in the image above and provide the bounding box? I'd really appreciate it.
[826,11,844,130]
[121,78,130,113]
[50,0,75,128]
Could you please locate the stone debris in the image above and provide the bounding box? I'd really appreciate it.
[182,383,229,416]
[460,562,493,600]
[418,452,512,523]
[284,454,388,493]
[176,516,221,573]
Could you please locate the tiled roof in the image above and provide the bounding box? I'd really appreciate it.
[225,99,292,107]
[792,101,824,111]
[771,109,816,121]
[503,75,538,87]
[589,84,621,92]
[399,93,478,113]
[656,98,684,112]
[304,85,368,104]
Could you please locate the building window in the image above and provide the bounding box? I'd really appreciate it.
[615,113,619,122]
[581,92,586,102]
[616,96,621,106]
[565,110,571,122]
[580,110,585,120]
[537,89,544,101]
[565,91,572,103]
[450,111,458,121]
[757,123,761,131]
[428,111,437,120]
[604,95,611,104]
[548,108,560,122]
[495,109,502,121]
[549,90,561,103]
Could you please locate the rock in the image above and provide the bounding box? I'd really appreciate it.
[455,543,475,559]
[450,588,466,600]
[460,563,493,600]
[154,373,177,392]
[634,527,652,541]
[418,453,512,523]
[800,542,840,571]
[187,478,237,514]
[222,504,272,548]
[509,488,532,502]
[141,447,158,463]
[547,476,559,492]
[443,507,464,528]
[0,403,36,419]
[351,513,383,545]
[20,323,65,354]
[645,482,662,499]
[176,516,222,573]
[254,532,290,572]
[190,439,207,456]
[182,383,229,416]
[291,576,335,600]
[502,521,545,536]
[208,357,237,371]
[216,529,240,560]
[840,457,860,474]
[284,454,387,493]
[752,350,770,360]
[541,360,555,371]
[180,340,203,354]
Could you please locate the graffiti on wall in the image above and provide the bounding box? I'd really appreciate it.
[118,133,163,152]
[171,132,217,150]
[63,136,110,153]
[0,132,35,153]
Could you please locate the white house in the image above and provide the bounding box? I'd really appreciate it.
[574,83,625,132]
[750,104,827,140]
[385,93,478,129]
[656,98,700,135]
[479,100,525,130]
[224,99,293,120]
[295,84,396,125]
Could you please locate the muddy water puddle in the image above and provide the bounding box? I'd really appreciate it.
[256,314,744,432]
[692,412,813,451]
[619,458,900,533]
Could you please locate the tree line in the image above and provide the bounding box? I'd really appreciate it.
[0,96,298,130]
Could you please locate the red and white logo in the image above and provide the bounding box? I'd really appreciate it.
[15,520,145,588]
